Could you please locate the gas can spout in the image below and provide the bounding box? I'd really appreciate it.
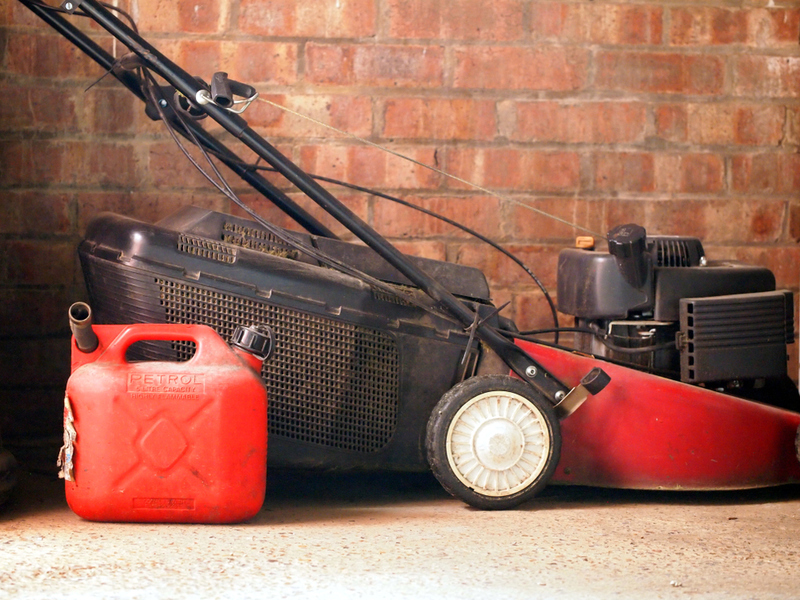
[69,302,99,353]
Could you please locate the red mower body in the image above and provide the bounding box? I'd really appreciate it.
[516,339,800,490]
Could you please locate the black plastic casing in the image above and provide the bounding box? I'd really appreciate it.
[78,207,503,472]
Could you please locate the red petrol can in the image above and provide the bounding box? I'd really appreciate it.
[62,318,269,523]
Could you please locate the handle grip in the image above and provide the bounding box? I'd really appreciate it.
[211,71,233,108]
[98,324,230,365]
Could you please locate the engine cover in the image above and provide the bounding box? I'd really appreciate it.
[557,232,794,386]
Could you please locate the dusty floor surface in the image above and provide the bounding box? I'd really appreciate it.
[1,469,799,600]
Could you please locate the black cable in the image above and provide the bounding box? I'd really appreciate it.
[214,158,560,339]
[516,326,677,355]
[506,330,681,379]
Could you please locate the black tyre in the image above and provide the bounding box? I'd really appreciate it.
[426,375,561,510]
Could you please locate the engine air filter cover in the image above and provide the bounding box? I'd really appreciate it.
[679,290,794,384]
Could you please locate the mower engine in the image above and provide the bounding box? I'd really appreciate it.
[557,224,795,397]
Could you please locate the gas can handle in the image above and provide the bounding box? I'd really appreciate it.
[98,323,231,364]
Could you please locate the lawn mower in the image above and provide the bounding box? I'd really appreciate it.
[18,0,800,510]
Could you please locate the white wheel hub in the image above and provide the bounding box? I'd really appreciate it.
[446,389,550,497]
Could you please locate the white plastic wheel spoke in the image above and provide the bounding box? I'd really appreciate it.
[445,389,551,498]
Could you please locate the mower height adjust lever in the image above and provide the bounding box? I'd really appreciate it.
[554,367,612,419]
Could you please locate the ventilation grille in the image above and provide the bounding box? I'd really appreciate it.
[221,221,298,259]
[156,278,400,453]
[373,284,415,307]
[178,233,237,263]
[652,238,700,268]
[679,290,793,383]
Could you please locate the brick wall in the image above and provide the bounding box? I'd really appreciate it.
[1,0,798,458]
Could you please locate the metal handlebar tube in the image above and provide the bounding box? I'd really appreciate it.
[40,0,609,406]
[20,0,337,240]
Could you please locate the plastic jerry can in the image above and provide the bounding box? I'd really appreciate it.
[61,306,272,523]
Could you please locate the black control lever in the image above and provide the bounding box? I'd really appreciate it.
[211,72,257,109]
[554,367,612,419]
[607,223,650,289]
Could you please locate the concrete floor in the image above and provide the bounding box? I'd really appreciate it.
[1,469,799,600]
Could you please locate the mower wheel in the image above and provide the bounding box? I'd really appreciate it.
[426,375,560,510]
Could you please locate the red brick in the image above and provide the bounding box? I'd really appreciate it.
[0,388,66,440]
[0,85,77,132]
[513,291,564,333]
[732,153,800,194]
[131,193,230,224]
[787,107,800,146]
[373,196,504,239]
[306,43,444,88]
[0,339,71,388]
[6,0,51,27]
[76,192,229,232]
[507,101,647,144]
[510,197,605,242]
[446,148,581,193]
[789,203,800,243]
[455,243,561,290]
[147,141,226,189]
[0,288,74,336]
[735,105,785,146]
[5,33,103,80]
[0,191,73,235]
[251,94,372,139]
[133,0,228,33]
[5,33,60,78]
[669,7,747,45]
[596,51,724,95]
[230,41,298,86]
[635,199,785,243]
[687,104,737,146]
[453,46,589,91]
[595,153,655,193]
[386,0,524,41]
[747,9,800,47]
[174,40,224,79]
[298,144,441,190]
[677,154,725,193]
[685,104,783,147]
[238,0,376,38]
[383,98,496,141]
[654,105,688,143]
[0,140,92,187]
[229,191,370,240]
[652,154,724,194]
[84,87,137,135]
[387,241,447,262]
[606,200,647,232]
[85,143,139,188]
[2,239,78,286]
[735,56,800,98]
[531,2,663,45]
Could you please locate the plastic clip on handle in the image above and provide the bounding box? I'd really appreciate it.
[209,72,257,110]
[210,72,233,108]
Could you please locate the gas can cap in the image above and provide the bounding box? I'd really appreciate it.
[231,325,275,361]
